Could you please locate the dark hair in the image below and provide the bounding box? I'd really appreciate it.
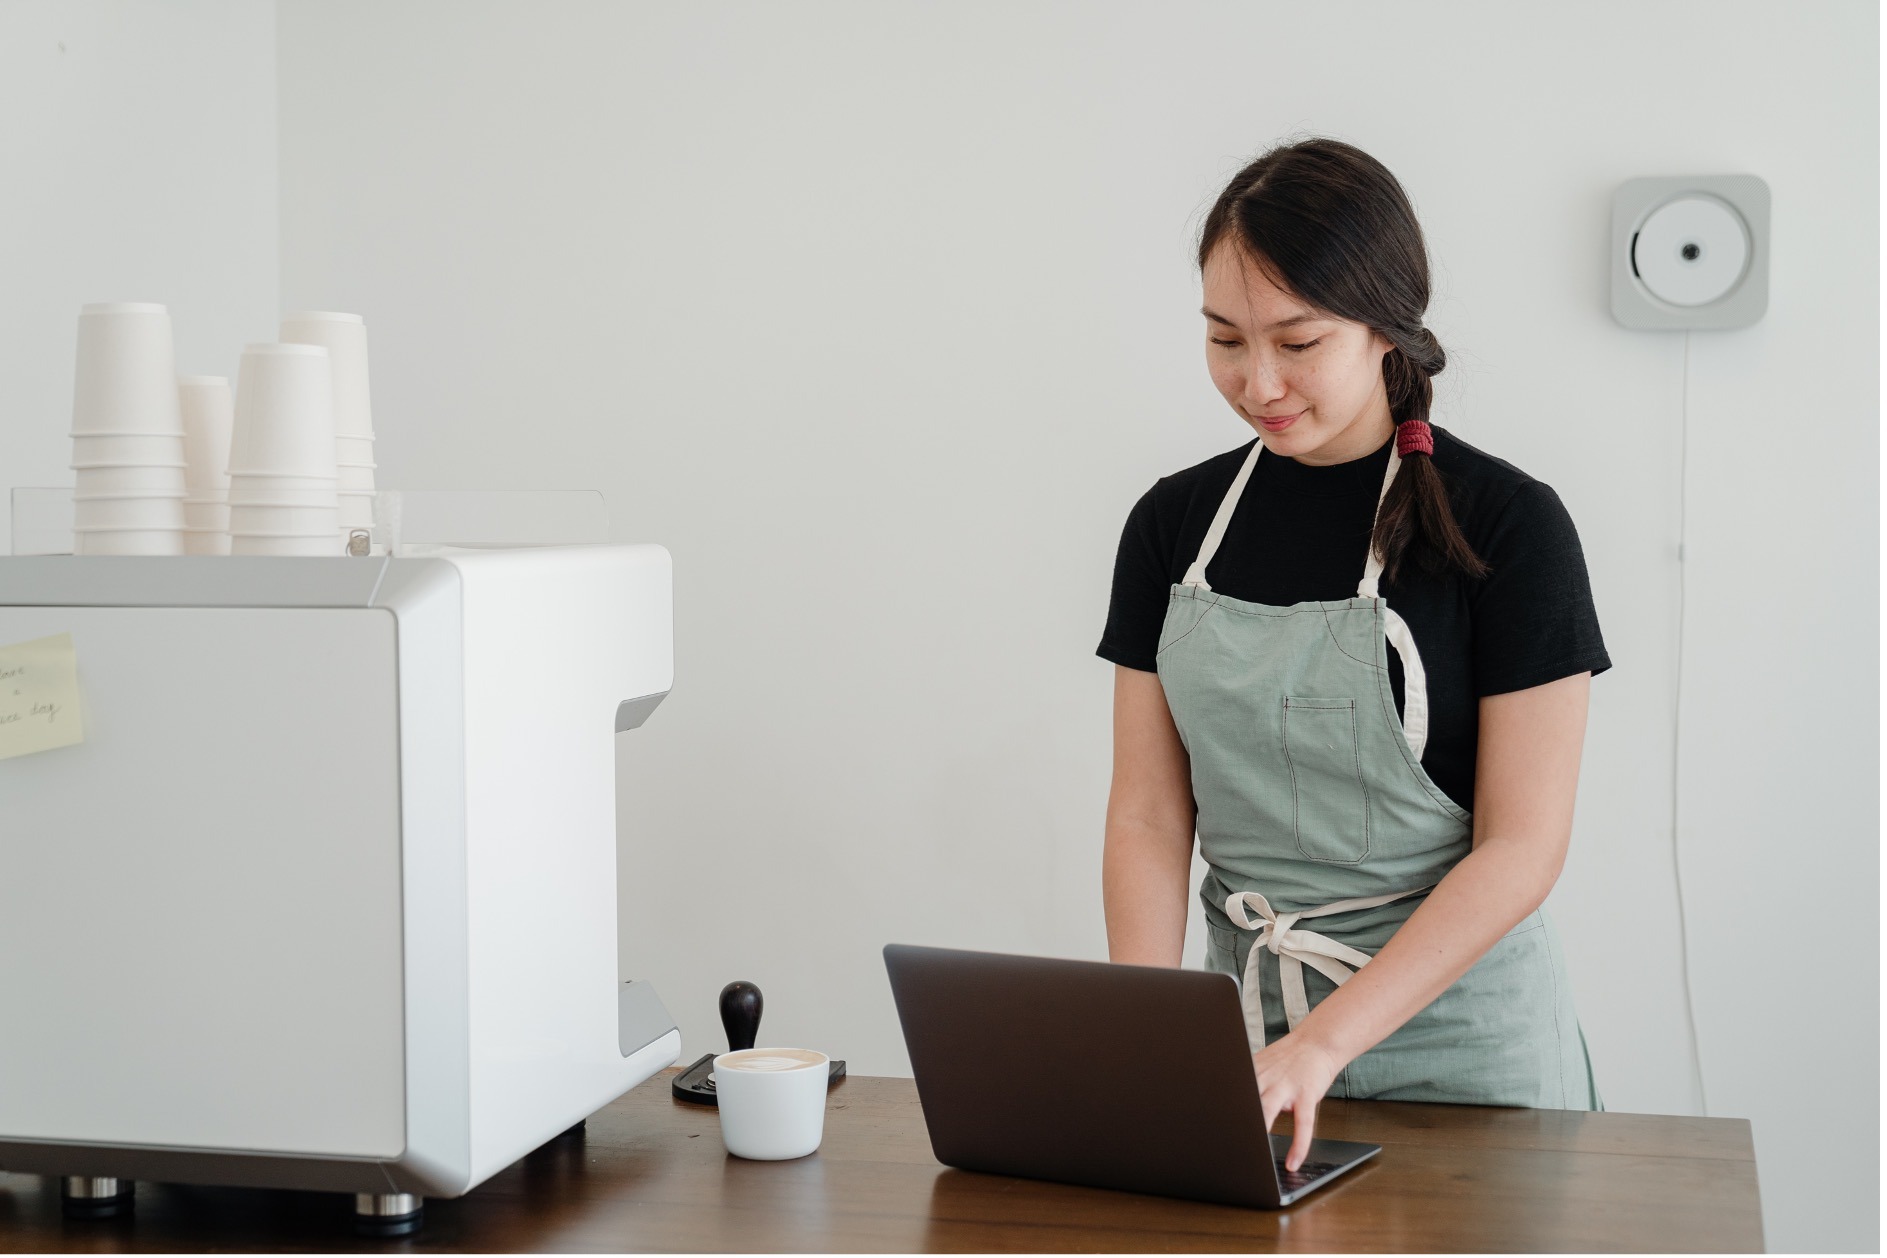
[1197,137,1487,583]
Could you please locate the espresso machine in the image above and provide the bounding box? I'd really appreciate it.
[0,533,679,1235]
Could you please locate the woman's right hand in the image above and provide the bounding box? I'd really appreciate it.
[1253,1032,1345,1171]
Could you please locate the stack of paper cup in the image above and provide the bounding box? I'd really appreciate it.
[179,376,234,554]
[69,303,187,555]
[226,343,340,557]
[279,311,374,542]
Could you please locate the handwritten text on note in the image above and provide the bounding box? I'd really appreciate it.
[0,633,85,761]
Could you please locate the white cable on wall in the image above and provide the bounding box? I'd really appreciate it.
[1670,328,1709,1117]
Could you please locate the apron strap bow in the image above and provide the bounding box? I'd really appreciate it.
[1223,884,1435,1052]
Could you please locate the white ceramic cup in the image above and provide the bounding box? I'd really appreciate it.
[279,311,373,439]
[712,1047,830,1160]
[228,343,335,477]
[179,375,234,494]
[71,303,183,436]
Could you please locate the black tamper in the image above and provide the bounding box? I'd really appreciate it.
[671,980,846,1104]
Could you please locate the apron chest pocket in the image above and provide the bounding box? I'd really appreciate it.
[1282,696,1371,864]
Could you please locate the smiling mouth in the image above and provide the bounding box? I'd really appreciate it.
[1257,409,1303,427]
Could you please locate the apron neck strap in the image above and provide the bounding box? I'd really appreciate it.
[1181,435,1405,595]
[1355,443,1403,599]
[1180,439,1265,590]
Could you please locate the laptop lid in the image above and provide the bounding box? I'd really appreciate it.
[883,942,1286,1209]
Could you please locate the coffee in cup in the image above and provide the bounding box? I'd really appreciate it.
[712,1046,829,1160]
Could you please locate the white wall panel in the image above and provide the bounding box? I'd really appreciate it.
[0,0,279,553]
[275,3,1877,1249]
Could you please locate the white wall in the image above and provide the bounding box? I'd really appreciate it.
[276,2,1876,1250]
[0,0,279,554]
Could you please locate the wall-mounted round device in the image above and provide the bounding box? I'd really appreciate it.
[1611,174,1769,330]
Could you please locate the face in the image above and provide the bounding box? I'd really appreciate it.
[1201,239,1396,466]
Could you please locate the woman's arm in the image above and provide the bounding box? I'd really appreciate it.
[1261,670,1593,1168]
[1102,665,1197,967]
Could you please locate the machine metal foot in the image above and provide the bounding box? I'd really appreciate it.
[62,1176,134,1220]
[354,1192,424,1237]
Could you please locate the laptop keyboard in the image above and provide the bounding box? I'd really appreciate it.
[1276,1158,1342,1193]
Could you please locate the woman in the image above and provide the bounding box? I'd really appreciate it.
[1098,138,1611,1173]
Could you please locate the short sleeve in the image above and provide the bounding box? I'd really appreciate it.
[1096,484,1170,673]
[1469,481,1612,696]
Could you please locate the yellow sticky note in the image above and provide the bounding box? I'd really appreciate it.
[0,632,85,761]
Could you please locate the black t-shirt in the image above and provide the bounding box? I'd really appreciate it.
[1096,425,1611,814]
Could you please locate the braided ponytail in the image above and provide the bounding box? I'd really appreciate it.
[1374,327,1488,583]
[1196,138,1488,585]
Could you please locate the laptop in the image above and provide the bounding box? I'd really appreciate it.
[882,942,1381,1208]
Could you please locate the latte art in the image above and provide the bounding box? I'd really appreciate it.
[728,1055,810,1072]
[717,1047,826,1072]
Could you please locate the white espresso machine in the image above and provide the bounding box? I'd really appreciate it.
[0,542,679,1235]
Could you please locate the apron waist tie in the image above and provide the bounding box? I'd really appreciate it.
[1224,885,1435,1051]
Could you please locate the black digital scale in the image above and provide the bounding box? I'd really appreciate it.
[671,981,846,1105]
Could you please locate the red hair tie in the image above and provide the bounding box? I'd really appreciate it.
[1395,419,1434,457]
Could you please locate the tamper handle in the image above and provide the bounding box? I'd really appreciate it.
[719,981,762,1052]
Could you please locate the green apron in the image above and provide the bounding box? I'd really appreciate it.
[1156,436,1600,1110]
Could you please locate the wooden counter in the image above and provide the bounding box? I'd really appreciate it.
[0,1066,1763,1252]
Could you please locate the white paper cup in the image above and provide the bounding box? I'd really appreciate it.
[66,431,190,440]
[280,311,373,440]
[183,527,231,556]
[230,532,342,557]
[338,491,374,528]
[338,465,376,493]
[74,464,188,494]
[73,495,186,530]
[335,435,376,466]
[184,499,231,531]
[70,433,187,468]
[71,303,184,436]
[225,470,338,488]
[228,343,336,478]
[228,482,339,508]
[230,502,339,535]
[179,375,234,493]
[712,1048,829,1160]
[74,527,186,556]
